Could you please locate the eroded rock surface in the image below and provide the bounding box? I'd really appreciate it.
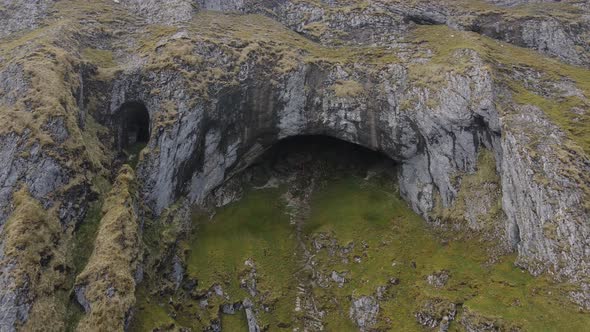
[350,296,380,331]
[0,0,589,330]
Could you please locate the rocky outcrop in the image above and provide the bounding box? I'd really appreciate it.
[0,137,67,225]
[461,308,521,332]
[0,239,30,332]
[349,296,379,331]
[0,25,102,330]
[270,1,410,45]
[415,298,457,330]
[109,0,590,66]
[293,1,589,67]
[197,0,246,12]
[101,5,588,305]
[121,0,196,24]
[427,270,450,289]
[501,104,590,281]
[0,188,68,332]
[0,62,69,226]
[0,0,56,38]
[128,49,499,220]
[468,12,590,67]
[0,0,589,330]
[485,0,566,7]
[243,298,261,332]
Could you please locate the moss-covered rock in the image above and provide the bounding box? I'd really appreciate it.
[74,166,141,331]
[0,0,589,330]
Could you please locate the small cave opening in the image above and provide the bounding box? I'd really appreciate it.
[121,101,150,147]
[119,101,150,166]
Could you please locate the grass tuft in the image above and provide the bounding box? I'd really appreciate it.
[74,166,141,331]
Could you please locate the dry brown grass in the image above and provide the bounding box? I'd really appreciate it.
[75,166,141,331]
[1,187,67,331]
[332,80,365,98]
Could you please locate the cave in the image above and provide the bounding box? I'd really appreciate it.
[131,136,401,330]
[120,101,150,149]
[3,1,590,331]
[246,135,397,185]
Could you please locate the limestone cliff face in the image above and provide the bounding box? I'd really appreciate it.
[0,0,56,38]
[0,0,589,330]
[130,53,499,220]
[501,105,590,280]
[123,0,197,24]
[187,0,590,67]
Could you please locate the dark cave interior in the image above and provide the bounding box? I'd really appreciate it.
[121,101,150,149]
[243,135,398,188]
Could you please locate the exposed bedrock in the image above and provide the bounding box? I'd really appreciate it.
[168,0,590,67]
[0,49,105,330]
[122,0,197,24]
[104,46,586,292]
[1,1,588,66]
[0,0,57,38]
[110,57,499,220]
[501,105,590,282]
[0,1,588,329]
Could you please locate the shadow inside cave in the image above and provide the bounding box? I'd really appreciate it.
[119,101,150,167]
[130,134,590,332]
[243,135,399,189]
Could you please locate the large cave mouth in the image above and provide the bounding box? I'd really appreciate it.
[121,101,150,149]
[243,135,398,188]
[133,136,409,330]
[132,134,589,331]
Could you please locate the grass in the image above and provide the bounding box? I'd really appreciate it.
[81,48,116,68]
[130,172,590,331]
[129,287,175,331]
[74,166,141,331]
[332,80,366,98]
[1,187,68,331]
[464,261,583,331]
[2,188,63,287]
[125,142,148,170]
[131,188,299,331]
[0,1,588,330]
[307,176,589,331]
[512,86,590,154]
[187,188,297,295]
[221,312,249,332]
[187,188,298,329]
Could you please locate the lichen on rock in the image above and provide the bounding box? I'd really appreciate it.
[0,0,589,330]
